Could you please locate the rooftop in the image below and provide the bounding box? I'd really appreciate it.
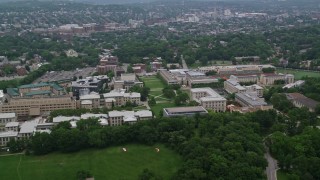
[5,122,19,128]
[164,106,208,114]
[52,116,80,123]
[286,93,320,109]
[25,90,52,96]
[0,113,16,119]
[236,92,268,107]
[19,119,39,134]
[0,131,18,138]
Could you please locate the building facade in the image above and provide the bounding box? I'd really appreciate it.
[190,88,227,112]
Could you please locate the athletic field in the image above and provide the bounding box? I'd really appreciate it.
[0,144,182,180]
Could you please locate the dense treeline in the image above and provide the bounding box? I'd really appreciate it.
[268,128,320,179]
[266,25,320,69]
[23,112,269,179]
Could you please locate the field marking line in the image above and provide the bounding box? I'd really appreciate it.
[17,154,22,180]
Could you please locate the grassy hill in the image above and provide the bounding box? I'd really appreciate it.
[0,144,182,180]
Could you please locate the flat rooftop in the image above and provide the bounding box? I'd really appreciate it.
[164,106,208,114]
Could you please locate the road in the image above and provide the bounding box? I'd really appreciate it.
[264,145,278,180]
[181,55,188,69]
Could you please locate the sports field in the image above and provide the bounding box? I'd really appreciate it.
[141,76,174,116]
[277,68,320,80]
[0,144,182,180]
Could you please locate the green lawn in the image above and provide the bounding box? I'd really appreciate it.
[0,144,182,180]
[141,76,176,116]
[277,68,320,80]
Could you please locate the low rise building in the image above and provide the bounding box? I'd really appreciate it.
[229,74,259,83]
[224,79,247,94]
[103,89,141,107]
[112,73,143,91]
[79,92,101,109]
[5,122,19,132]
[224,79,263,97]
[108,110,153,126]
[260,73,294,85]
[19,119,39,139]
[80,113,109,126]
[285,93,320,112]
[163,106,208,117]
[186,71,218,87]
[0,131,18,146]
[190,88,226,112]
[71,75,108,98]
[235,92,273,110]
[159,70,179,85]
[0,113,16,132]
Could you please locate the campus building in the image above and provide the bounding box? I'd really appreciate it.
[71,75,108,98]
[159,69,179,85]
[260,73,294,85]
[163,106,208,117]
[0,83,76,118]
[229,74,259,83]
[235,92,273,110]
[0,113,16,132]
[79,92,102,109]
[197,64,274,74]
[108,110,153,126]
[103,89,141,107]
[97,56,118,74]
[190,88,227,112]
[186,71,218,87]
[285,93,320,112]
[224,79,263,97]
[112,73,143,91]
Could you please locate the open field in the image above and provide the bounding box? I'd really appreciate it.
[277,68,320,80]
[141,76,176,116]
[0,144,182,180]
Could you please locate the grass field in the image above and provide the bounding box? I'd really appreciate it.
[277,68,320,80]
[0,144,182,180]
[141,76,175,116]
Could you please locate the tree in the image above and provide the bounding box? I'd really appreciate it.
[262,67,275,73]
[148,97,156,106]
[127,65,134,73]
[174,92,189,106]
[31,132,54,155]
[7,139,25,153]
[205,70,217,76]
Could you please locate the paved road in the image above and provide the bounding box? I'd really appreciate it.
[181,55,188,69]
[265,145,278,180]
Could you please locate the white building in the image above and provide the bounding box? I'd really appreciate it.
[190,88,227,112]
[0,113,17,132]
[103,89,141,107]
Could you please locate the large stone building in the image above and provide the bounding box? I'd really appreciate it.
[112,73,143,91]
[97,56,118,74]
[260,73,294,85]
[235,92,273,110]
[190,88,227,112]
[186,71,218,87]
[285,93,320,112]
[103,89,141,107]
[158,69,179,85]
[229,74,259,83]
[0,83,76,119]
[71,75,108,98]
[108,110,153,126]
[197,64,274,75]
[224,79,263,97]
